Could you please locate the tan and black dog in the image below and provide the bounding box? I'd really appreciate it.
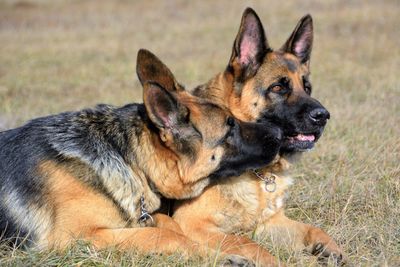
[0,48,282,259]
[170,8,345,266]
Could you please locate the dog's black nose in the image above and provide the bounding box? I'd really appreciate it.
[309,108,330,125]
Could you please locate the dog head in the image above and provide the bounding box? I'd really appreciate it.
[136,49,281,198]
[198,8,329,154]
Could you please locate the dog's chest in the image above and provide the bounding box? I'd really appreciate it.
[216,173,292,233]
[259,175,293,218]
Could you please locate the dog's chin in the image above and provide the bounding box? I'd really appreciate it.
[281,133,317,152]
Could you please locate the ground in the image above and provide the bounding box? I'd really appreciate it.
[0,0,399,266]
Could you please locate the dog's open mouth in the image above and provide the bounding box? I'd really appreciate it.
[287,133,315,142]
[283,133,317,151]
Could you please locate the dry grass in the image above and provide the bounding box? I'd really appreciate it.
[0,0,399,266]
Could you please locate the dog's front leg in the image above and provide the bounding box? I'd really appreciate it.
[257,210,346,265]
[152,213,185,234]
[87,227,205,256]
[89,226,260,266]
[178,224,280,266]
[151,214,270,266]
[211,232,280,267]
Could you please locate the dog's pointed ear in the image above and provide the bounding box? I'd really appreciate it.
[143,82,188,132]
[228,8,269,82]
[280,14,313,65]
[136,49,181,93]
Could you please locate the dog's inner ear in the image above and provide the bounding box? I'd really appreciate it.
[143,82,188,132]
[280,15,313,64]
[229,8,269,82]
[136,49,179,93]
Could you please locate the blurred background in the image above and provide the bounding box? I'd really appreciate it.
[0,0,399,265]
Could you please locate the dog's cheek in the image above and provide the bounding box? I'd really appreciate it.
[210,147,224,166]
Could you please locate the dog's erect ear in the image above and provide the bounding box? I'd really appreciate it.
[228,8,269,82]
[137,49,181,93]
[143,82,188,132]
[280,14,313,64]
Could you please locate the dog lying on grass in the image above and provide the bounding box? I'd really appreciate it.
[169,8,345,266]
[0,46,282,262]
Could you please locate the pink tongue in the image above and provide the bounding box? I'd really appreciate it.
[295,134,315,142]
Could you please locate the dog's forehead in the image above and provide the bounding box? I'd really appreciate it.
[271,53,299,70]
[180,94,227,121]
[200,103,227,127]
[190,102,228,135]
[256,52,308,84]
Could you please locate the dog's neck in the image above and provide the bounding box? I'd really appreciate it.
[193,71,257,122]
[267,155,292,173]
[136,128,211,201]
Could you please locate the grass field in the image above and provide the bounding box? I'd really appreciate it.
[0,0,399,266]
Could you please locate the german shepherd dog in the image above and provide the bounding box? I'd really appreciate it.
[170,8,345,266]
[0,47,282,257]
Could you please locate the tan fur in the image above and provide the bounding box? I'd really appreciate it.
[40,160,126,248]
[173,159,293,266]
[37,160,210,256]
[140,126,211,200]
[173,157,343,265]
[139,95,232,200]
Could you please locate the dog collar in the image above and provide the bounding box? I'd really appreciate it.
[138,194,154,225]
[253,169,277,193]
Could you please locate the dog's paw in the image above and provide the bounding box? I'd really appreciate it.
[309,242,347,266]
[219,254,255,267]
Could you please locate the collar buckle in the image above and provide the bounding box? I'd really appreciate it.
[253,169,277,193]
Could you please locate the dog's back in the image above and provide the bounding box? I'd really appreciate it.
[0,122,52,244]
[0,104,146,246]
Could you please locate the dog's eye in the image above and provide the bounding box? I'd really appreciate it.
[268,78,290,95]
[303,77,312,95]
[269,84,289,95]
[226,117,235,127]
[271,85,284,93]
